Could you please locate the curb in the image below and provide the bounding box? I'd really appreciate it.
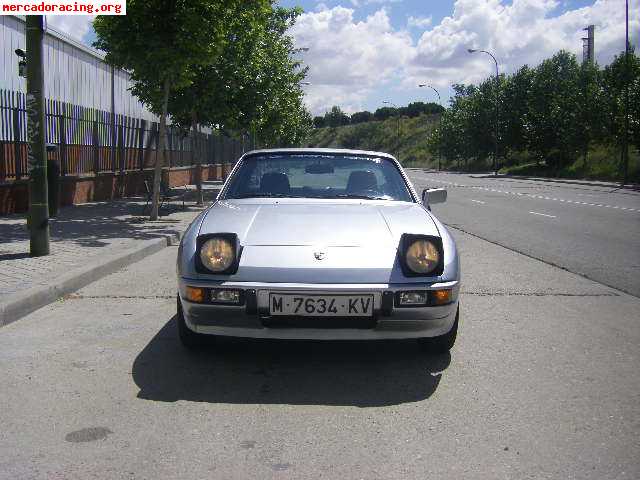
[0,232,182,328]
[410,168,639,190]
[500,175,640,190]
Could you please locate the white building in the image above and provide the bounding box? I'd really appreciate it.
[1,15,157,121]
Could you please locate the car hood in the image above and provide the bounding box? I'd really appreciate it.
[199,199,440,247]
[189,199,443,284]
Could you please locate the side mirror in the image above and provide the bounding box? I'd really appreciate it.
[422,188,447,208]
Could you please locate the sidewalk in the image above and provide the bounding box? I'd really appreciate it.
[414,169,639,191]
[0,189,218,326]
[484,174,639,191]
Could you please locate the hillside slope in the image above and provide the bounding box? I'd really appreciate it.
[304,114,440,167]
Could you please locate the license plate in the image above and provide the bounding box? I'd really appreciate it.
[269,294,374,317]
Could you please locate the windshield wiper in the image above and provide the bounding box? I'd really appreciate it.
[231,193,299,199]
[329,194,390,200]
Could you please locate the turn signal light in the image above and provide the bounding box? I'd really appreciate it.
[185,286,205,303]
[432,289,452,305]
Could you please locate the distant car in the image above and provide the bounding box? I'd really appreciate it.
[176,148,460,352]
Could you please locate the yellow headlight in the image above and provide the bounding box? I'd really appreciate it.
[405,239,440,274]
[200,237,235,272]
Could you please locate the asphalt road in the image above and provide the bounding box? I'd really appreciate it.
[408,171,640,298]
[1,229,639,478]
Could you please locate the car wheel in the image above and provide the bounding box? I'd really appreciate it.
[176,296,208,349]
[418,306,459,353]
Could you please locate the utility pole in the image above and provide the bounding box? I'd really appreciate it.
[26,15,49,256]
[622,0,630,185]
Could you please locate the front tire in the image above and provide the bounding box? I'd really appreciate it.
[177,296,208,349]
[418,306,459,353]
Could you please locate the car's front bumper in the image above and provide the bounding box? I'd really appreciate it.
[178,279,459,340]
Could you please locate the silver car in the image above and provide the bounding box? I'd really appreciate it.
[176,148,460,352]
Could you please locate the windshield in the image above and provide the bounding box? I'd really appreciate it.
[224,154,414,202]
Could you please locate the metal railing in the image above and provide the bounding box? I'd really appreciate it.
[0,89,247,182]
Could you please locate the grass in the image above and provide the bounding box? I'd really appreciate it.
[500,146,640,183]
[305,114,440,168]
[305,116,639,183]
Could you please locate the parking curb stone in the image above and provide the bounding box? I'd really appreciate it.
[0,232,182,327]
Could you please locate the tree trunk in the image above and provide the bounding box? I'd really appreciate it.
[149,77,171,221]
[583,144,589,174]
[191,113,203,206]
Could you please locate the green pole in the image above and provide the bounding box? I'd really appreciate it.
[26,15,49,256]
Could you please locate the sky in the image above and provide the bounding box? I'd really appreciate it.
[46,0,640,116]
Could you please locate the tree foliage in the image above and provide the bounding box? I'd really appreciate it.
[324,106,351,127]
[94,0,249,219]
[313,102,444,128]
[429,48,640,178]
[167,4,311,147]
[94,0,245,115]
[94,1,311,216]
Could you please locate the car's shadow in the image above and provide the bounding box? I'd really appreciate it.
[131,317,451,407]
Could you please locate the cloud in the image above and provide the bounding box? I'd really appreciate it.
[405,0,640,90]
[295,0,639,115]
[350,0,402,6]
[46,15,94,43]
[290,6,413,114]
[43,1,639,117]
[407,15,433,29]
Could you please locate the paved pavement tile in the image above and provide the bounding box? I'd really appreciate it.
[0,195,213,299]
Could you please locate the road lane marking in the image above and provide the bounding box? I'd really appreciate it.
[419,177,639,213]
[470,199,486,204]
[529,211,557,218]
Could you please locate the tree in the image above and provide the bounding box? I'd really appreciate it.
[526,51,582,172]
[324,106,350,127]
[165,3,309,200]
[247,7,312,147]
[576,60,606,171]
[313,116,327,128]
[426,49,638,178]
[429,85,472,168]
[500,65,532,163]
[374,106,397,121]
[350,111,373,124]
[602,48,640,166]
[94,0,247,220]
[401,101,444,118]
[465,78,498,166]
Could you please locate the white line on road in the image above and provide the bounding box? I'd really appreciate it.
[529,211,557,218]
[420,177,639,213]
[470,199,486,204]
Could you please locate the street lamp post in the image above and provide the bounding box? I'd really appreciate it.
[26,16,50,256]
[419,84,442,170]
[383,101,401,161]
[622,0,630,185]
[468,48,499,176]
